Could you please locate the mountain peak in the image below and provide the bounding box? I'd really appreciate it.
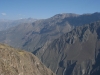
[52,13,79,19]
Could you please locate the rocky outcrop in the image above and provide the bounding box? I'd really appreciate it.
[0,44,55,75]
[35,21,100,75]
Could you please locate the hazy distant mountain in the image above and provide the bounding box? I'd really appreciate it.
[0,12,100,52]
[0,13,75,52]
[35,21,100,75]
[0,44,55,75]
[0,18,37,31]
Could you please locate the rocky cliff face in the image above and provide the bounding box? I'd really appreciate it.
[0,44,55,75]
[35,21,100,75]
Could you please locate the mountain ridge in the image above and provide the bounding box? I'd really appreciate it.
[0,12,100,53]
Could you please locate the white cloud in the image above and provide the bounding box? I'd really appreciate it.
[1,13,6,16]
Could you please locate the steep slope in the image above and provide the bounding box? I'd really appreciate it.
[0,44,55,75]
[35,21,100,75]
[0,13,100,53]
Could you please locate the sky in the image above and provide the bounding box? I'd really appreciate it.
[0,0,100,20]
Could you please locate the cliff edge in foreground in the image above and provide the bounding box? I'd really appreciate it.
[0,44,55,75]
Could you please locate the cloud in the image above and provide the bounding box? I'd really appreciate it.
[1,13,6,16]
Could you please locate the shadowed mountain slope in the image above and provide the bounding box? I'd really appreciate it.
[35,21,100,75]
[0,44,55,75]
